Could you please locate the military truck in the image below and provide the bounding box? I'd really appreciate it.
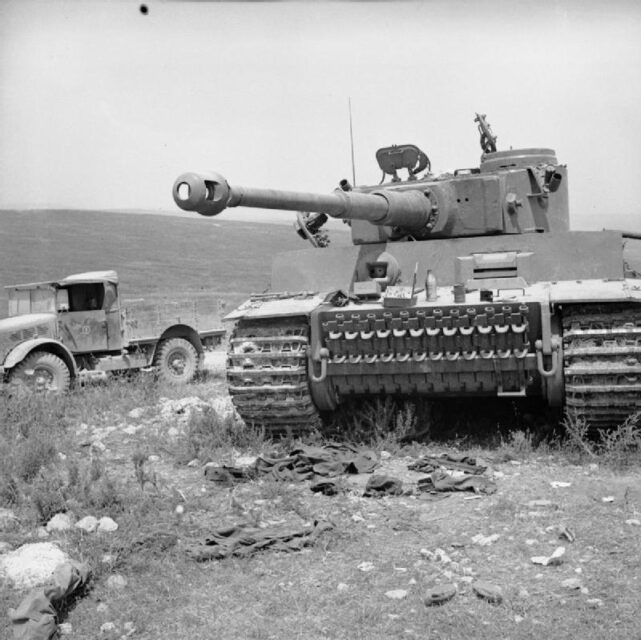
[172,114,641,436]
[0,270,224,391]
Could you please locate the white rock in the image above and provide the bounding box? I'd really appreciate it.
[97,517,118,533]
[561,578,582,590]
[337,582,349,591]
[625,518,641,526]
[357,561,375,572]
[127,407,145,419]
[0,542,70,589]
[100,621,117,633]
[550,481,572,489]
[531,546,565,566]
[75,516,99,533]
[187,458,200,467]
[97,602,109,613]
[58,622,73,635]
[167,427,180,438]
[122,425,141,435]
[601,496,615,503]
[46,513,74,532]
[380,451,392,460]
[91,440,107,453]
[471,533,500,546]
[106,574,128,590]
[385,589,408,600]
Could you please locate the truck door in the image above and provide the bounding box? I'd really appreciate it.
[57,283,112,353]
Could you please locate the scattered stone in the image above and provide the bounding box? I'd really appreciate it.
[127,407,146,419]
[550,481,572,488]
[472,581,503,604]
[514,615,524,623]
[0,542,71,589]
[380,451,392,460]
[59,622,73,635]
[561,578,582,590]
[187,459,200,468]
[588,463,599,471]
[36,527,49,539]
[587,598,604,608]
[97,517,119,533]
[625,518,641,526]
[525,539,538,546]
[385,589,408,600]
[97,603,109,613]
[0,508,18,531]
[167,427,180,438]
[106,574,128,590]
[531,546,565,566]
[424,584,457,606]
[123,621,136,635]
[100,621,117,634]
[75,515,99,533]
[471,533,500,546]
[358,561,375,572]
[527,499,554,508]
[601,496,615,503]
[556,525,576,542]
[434,548,452,564]
[352,513,365,523]
[235,455,258,467]
[46,513,74,532]
[91,440,107,453]
[337,582,349,592]
[122,425,141,435]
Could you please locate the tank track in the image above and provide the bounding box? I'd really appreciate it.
[226,317,321,437]
[563,303,641,429]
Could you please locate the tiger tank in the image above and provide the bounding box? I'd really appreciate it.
[173,114,641,435]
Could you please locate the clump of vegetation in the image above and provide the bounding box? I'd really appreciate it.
[561,410,641,468]
[179,405,266,463]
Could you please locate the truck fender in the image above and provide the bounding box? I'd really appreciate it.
[153,324,203,359]
[3,339,78,376]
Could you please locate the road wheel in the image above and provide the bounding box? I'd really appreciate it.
[9,351,71,393]
[154,338,199,384]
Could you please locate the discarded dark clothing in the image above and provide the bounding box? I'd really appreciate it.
[310,479,342,496]
[204,465,257,485]
[185,519,333,561]
[9,561,91,640]
[206,444,378,486]
[408,453,487,475]
[417,469,496,495]
[363,474,404,497]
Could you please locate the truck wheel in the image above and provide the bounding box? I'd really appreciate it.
[155,338,199,384]
[9,351,71,393]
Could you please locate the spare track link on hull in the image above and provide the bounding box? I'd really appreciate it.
[563,303,641,429]
[227,317,321,436]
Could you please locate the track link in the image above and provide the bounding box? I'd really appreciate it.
[227,317,321,436]
[563,303,641,429]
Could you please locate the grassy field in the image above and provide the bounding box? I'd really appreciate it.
[1,210,641,639]
[0,209,349,317]
[0,382,640,640]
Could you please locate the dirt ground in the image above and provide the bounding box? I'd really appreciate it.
[2,362,641,639]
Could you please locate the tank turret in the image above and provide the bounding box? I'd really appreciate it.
[173,114,569,245]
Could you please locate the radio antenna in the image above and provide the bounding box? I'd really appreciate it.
[348,97,356,186]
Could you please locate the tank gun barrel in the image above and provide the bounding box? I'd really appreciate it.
[173,171,436,231]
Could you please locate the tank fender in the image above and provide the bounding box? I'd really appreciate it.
[548,278,641,304]
[3,339,77,376]
[224,293,328,321]
[153,324,203,359]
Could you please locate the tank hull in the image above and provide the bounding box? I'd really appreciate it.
[226,231,641,435]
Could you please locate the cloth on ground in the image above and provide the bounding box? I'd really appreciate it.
[205,444,378,485]
[185,519,333,561]
[9,561,91,640]
[417,469,496,494]
[363,474,404,497]
[408,453,487,475]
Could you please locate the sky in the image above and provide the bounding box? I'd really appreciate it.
[1,0,640,230]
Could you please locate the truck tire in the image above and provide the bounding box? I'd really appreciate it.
[154,338,199,384]
[9,351,71,393]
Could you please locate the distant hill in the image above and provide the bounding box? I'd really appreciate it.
[0,209,350,318]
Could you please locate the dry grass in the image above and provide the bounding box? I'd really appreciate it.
[1,384,641,639]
